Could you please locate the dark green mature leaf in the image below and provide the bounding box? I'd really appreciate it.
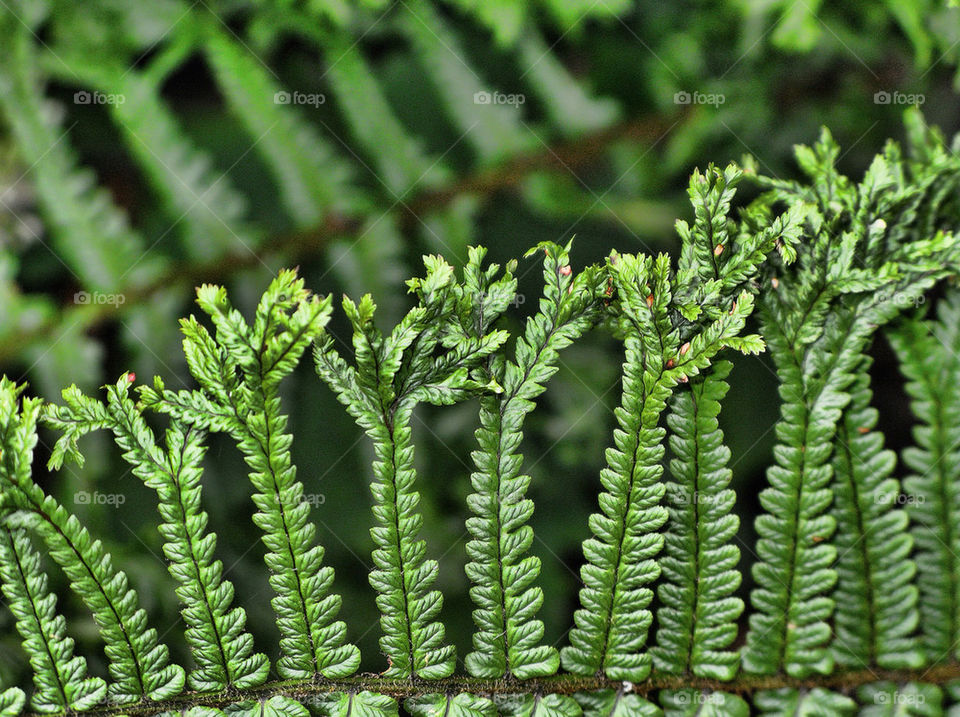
[888,289,960,663]
[652,361,743,681]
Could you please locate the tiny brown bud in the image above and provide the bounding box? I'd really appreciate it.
[666,358,675,369]
[127,372,136,383]
[678,374,689,383]
[729,301,737,315]
[714,243,724,256]
[646,294,654,307]
[560,265,572,276]
[679,342,691,356]
[771,277,780,289]
[857,426,870,435]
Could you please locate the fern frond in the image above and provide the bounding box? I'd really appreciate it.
[0,526,107,712]
[314,251,508,678]
[405,693,496,716]
[563,164,795,681]
[830,356,923,669]
[573,689,659,717]
[199,17,362,224]
[54,55,256,262]
[753,688,856,715]
[652,360,743,680]
[464,241,602,679]
[396,0,533,163]
[887,288,960,663]
[516,29,619,137]
[0,378,185,703]
[141,270,359,680]
[0,17,157,290]
[44,377,270,691]
[659,690,748,717]
[0,689,25,717]
[496,693,581,716]
[314,691,398,716]
[857,681,943,716]
[743,126,960,678]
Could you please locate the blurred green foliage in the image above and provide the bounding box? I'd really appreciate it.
[0,0,958,685]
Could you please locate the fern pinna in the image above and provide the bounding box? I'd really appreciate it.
[5,115,960,716]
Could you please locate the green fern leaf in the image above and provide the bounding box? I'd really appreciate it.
[753,688,856,715]
[0,526,107,712]
[316,692,398,717]
[405,693,497,716]
[0,379,185,703]
[573,689,660,717]
[200,17,362,223]
[0,688,25,717]
[659,690,749,717]
[830,357,923,669]
[652,360,743,681]
[45,377,271,691]
[396,0,533,163]
[496,693,581,716]
[465,242,602,679]
[315,252,507,678]
[141,270,359,680]
[887,288,960,662]
[0,18,158,290]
